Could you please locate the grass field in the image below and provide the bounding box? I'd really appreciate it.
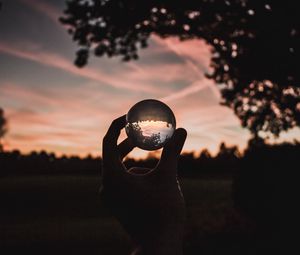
[0,174,256,255]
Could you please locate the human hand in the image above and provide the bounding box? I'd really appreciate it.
[100,115,187,255]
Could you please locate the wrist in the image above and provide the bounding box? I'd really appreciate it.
[132,243,183,255]
[131,227,184,255]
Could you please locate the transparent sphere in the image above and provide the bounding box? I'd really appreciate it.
[126,99,176,151]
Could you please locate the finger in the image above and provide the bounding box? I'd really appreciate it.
[156,128,187,173]
[102,115,126,165]
[118,138,135,161]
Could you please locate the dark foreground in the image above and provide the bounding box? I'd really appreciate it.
[0,174,283,255]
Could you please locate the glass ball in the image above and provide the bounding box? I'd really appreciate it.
[126,99,176,151]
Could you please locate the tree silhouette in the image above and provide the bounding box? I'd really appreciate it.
[147,132,161,148]
[60,0,300,138]
[0,108,7,152]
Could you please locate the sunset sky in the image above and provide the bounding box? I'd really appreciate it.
[1,0,299,158]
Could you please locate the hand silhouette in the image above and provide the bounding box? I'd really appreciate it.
[100,115,187,255]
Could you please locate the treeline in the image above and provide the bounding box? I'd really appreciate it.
[0,142,241,177]
[0,151,100,176]
[1,141,300,178]
[1,141,300,231]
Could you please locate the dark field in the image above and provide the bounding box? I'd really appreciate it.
[0,174,260,255]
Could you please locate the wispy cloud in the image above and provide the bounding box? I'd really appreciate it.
[17,0,220,102]
[153,36,221,100]
[17,0,218,101]
[153,36,210,74]
[0,0,255,156]
[1,82,113,156]
[19,0,62,24]
[126,61,199,83]
[0,42,163,93]
[161,80,212,102]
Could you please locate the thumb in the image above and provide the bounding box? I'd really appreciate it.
[156,128,187,173]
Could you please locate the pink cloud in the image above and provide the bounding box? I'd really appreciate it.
[1,81,136,156]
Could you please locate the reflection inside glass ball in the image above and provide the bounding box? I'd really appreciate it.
[126,99,176,151]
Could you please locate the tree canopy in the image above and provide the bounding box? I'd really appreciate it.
[60,0,300,138]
